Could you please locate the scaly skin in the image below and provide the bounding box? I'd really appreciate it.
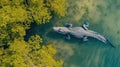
[53,26,115,48]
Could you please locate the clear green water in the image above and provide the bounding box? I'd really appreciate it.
[26,0,120,67]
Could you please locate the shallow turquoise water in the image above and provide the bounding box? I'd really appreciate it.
[26,0,120,67]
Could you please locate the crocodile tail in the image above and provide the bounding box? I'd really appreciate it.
[88,31,115,48]
[106,39,115,48]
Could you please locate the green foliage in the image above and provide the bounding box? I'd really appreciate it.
[0,0,31,46]
[0,0,67,67]
[0,6,29,27]
[28,0,52,24]
[28,35,63,67]
[0,35,63,67]
[28,35,42,50]
[46,0,68,17]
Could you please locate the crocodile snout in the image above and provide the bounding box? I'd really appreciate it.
[53,27,59,32]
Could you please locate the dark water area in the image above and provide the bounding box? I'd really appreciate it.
[25,0,120,67]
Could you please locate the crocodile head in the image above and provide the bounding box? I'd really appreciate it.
[53,27,70,35]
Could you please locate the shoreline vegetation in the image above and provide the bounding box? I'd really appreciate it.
[0,0,67,67]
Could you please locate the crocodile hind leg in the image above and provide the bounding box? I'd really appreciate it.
[83,36,88,41]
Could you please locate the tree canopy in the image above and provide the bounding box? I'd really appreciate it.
[0,0,67,67]
[0,35,63,67]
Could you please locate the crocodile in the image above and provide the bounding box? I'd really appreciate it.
[53,23,115,48]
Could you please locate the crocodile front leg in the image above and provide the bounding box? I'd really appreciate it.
[64,34,71,40]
